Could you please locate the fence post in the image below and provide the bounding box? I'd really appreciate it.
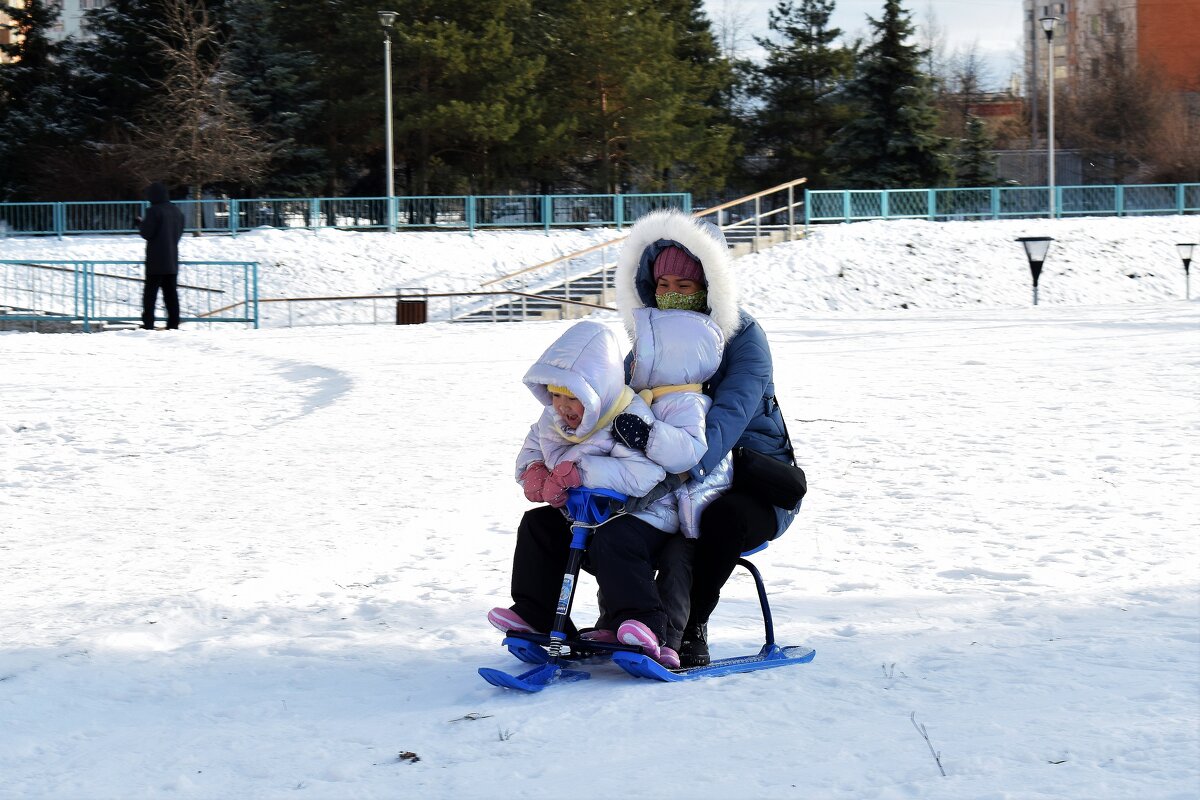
[309,199,319,231]
[542,195,551,235]
[230,199,240,237]
[1178,183,1186,214]
[81,262,91,332]
[927,189,935,221]
[1114,184,1124,217]
[251,261,260,329]
[467,196,476,236]
[842,191,850,223]
[55,203,65,240]
[803,188,811,230]
[881,190,890,220]
[787,184,794,239]
[615,194,624,231]
[991,187,1000,219]
[682,192,692,215]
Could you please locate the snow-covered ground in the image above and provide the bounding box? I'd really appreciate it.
[1,216,1198,799]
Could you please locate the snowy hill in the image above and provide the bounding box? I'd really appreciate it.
[1,216,1197,799]
[2,215,1197,323]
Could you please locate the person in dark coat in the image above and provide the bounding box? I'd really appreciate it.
[136,182,185,330]
[614,209,802,668]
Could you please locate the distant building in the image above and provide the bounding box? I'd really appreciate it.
[0,1,23,63]
[1025,0,1200,95]
[44,0,109,42]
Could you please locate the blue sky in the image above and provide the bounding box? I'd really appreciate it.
[703,0,1026,90]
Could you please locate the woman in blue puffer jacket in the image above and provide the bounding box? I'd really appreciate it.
[614,209,802,667]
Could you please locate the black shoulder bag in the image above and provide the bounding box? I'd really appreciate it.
[732,395,808,509]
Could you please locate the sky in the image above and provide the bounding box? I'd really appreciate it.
[704,0,1026,91]
[1,216,1198,798]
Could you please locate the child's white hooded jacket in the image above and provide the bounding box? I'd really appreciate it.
[629,307,733,537]
[515,321,671,531]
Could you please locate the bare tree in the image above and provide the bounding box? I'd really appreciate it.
[712,0,756,60]
[1060,24,1200,183]
[125,0,272,229]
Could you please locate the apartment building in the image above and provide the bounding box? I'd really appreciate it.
[45,0,108,40]
[1026,0,1200,94]
[0,1,23,63]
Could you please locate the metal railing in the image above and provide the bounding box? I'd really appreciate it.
[0,192,691,238]
[0,260,259,331]
[198,289,614,328]
[805,182,1200,223]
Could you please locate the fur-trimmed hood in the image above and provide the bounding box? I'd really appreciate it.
[614,209,741,342]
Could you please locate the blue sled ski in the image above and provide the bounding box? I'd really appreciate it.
[612,643,815,682]
[478,662,590,692]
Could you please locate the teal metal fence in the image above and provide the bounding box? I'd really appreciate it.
[805,183,1200,223]
[0,260,259,330]
[0,192,691,238]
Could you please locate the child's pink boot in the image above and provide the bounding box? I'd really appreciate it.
[488,607,539,634]
[580,629,619,644]
[616,620,661,661]
[657,646,681,670]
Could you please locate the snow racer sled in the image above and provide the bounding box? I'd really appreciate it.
[479,487,814,692]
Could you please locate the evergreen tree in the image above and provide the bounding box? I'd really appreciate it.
[0,0,78,199]
[655,0,738,194]
[955,115,996,186]
[825,0,949,188]
[222,0,327,196]
[750,0,855,188]
[266,0,380,196]
[387,0,543,195]
[529,0,730,194]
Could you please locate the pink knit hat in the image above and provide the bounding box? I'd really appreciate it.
[653,246,705,284]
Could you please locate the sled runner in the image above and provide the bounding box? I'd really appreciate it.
[480,488,815,691]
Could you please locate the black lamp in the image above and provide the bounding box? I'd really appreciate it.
[1018,236,1054,306]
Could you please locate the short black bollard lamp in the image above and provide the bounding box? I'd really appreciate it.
[1177,242,1196,300]
[1017,236,1054,306]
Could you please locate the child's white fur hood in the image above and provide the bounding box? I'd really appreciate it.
[614,209,741,342]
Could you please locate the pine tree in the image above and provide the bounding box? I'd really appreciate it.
[528,0,731,194]
[222,0,327,196]
[387,0,544,195]
[955,115,996,187]
[750,0,855,188]
[0,0,78,199]
[825,0,949,188]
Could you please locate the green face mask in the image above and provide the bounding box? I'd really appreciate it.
[656,290,708,312]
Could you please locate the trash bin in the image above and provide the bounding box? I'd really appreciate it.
[396,299,427,325]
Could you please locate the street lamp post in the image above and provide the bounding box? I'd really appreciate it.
[1040,16,1058,219]
[379,11,398,232]
[1018,236,1054,306]
[1177,242,1196,299]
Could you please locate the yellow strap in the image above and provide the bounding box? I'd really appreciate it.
[557,385,635,444]
[645,383,702,401]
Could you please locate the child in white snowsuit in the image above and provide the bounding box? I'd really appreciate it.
[488,321,681,664]
[594,306,733,667]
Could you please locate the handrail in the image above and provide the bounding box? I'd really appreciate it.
[481,178,809,288]
[200,290,614,319]
[480,237,628,287]
[0,260,221,292]
[692,178,808,219]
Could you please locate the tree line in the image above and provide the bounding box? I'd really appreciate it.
[1,0,1196,204]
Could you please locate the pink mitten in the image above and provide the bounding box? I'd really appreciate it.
[520,462,551,503]
[542,461,582,508]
